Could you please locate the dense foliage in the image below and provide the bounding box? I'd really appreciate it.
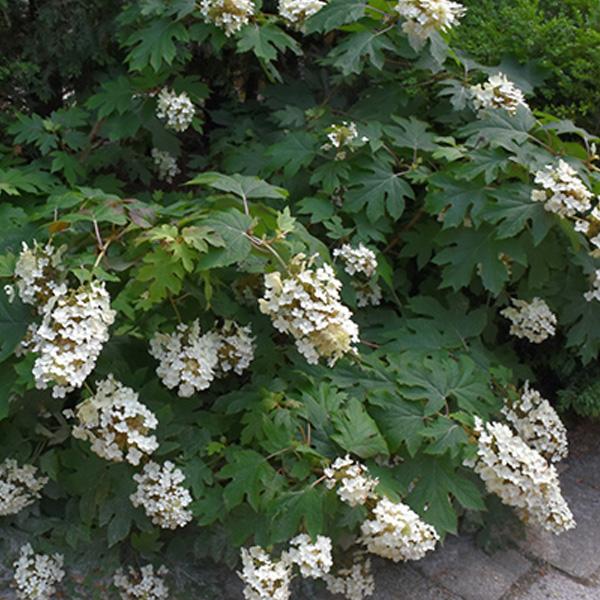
[456,0,600,129]
[1,1,599,598]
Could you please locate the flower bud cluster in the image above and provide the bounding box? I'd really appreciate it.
[68,375,159,466]
[502,382,568,463]
[468,418,575,534]
[13,544,64,600]
[395,0,467,45]
[113,564,170,600]
[278,0,326,26]
[259,254,360,366]
[470,73,528,115]
[156,88,195,132]
[11,241,66,309]
[26,280,116,398]
[321,122,368,161]
[334,244,382,307]
[150,319,255,397]
[360,497,440,562]
[0,459,48,517]
[323,557,375,600]
[130,460,193,529]
[531,160,594,219]
[584,269,600,302]
[238,546,292,600]
[286,534,333,579]
[324,455,379,507]
[200,0,255,36]
[151,148,180,183]
[500,297,557,344]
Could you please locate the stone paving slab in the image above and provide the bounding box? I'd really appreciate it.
[416,536,531,600]
[515,568,600,600]
[520,475,600,580]
[563,445,600,491]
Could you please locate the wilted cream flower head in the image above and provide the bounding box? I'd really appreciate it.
[156,88,195,132]
[13,544,64,600]
[502,382,568,463]
[68,375,158,466]
[214,320,255,377]
[471,73,529,115]
[500,297,557,343]
[151,148,180,183]
[333,244,378,278]
[149,320,220,397]
[0,459,48,517]
[26,280,116,398]
[238,546,292,600]
[130,461,193,529]
[323,557,375,600]
[278,0,326,25]
[113,564,170,600]
[360,497,439,562]
[13,241,66,310]
[584,268,600,302]
[395,0,467,44]
[259,254,360,366]
[286,534,333,579]
[468,418,575,534]
[531,160,594,218]
[324,455,379,507]
[200,0,255,36]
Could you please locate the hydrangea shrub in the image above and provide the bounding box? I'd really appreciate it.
[0,0,599,598]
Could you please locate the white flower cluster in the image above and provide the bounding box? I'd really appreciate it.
[11,241,66,309]
[286,534,333,579]
[333,244,382,307]
[502,382,568,463]
[151,148,180,183]
[360,497,439,562]
[324,455,379,507]
[68,375,158,466]
[531,160,594,219]
[259,254,360,366]
[0,459,48,517]
[322,122,368,161]
[471,73,529,115]
[278,0,326,26]
[214,320,256,377]
[239,546,292,600]
[13,544,65,600]
[200,0,255,36]
[149,320,220,397]
[395,0,467,45]
[500,297,557,344]
[150,320,255,397]
[156,88,195,132]
[130,461,193,529]
[26,280,116,398]
[334,244,378,278]
[468,418,575,534]
[323,557,375,600]
[113,564,169,600]
[584,269,600,302]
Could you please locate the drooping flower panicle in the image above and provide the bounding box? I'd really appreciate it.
[130,461,193,529]
[0,459,48,517]
[156,88,195,132]
[502,382,568,463]
[259,254,360,366]
[278,0,326,26]
[324,455,379,507]
[286,534,333,579]
[13,544,65,600]
[500,297,557,344]
[468,418,575,534]
[238,546,292,600]
[151,148,180,183]
[68,375,159,466]
[214,320,255,377]
[333,243,382,307]
[471,73,529,115]
[113,564,170,600]
[323,557,375,600]
[200,0,255,36]
[395,0,467,45]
